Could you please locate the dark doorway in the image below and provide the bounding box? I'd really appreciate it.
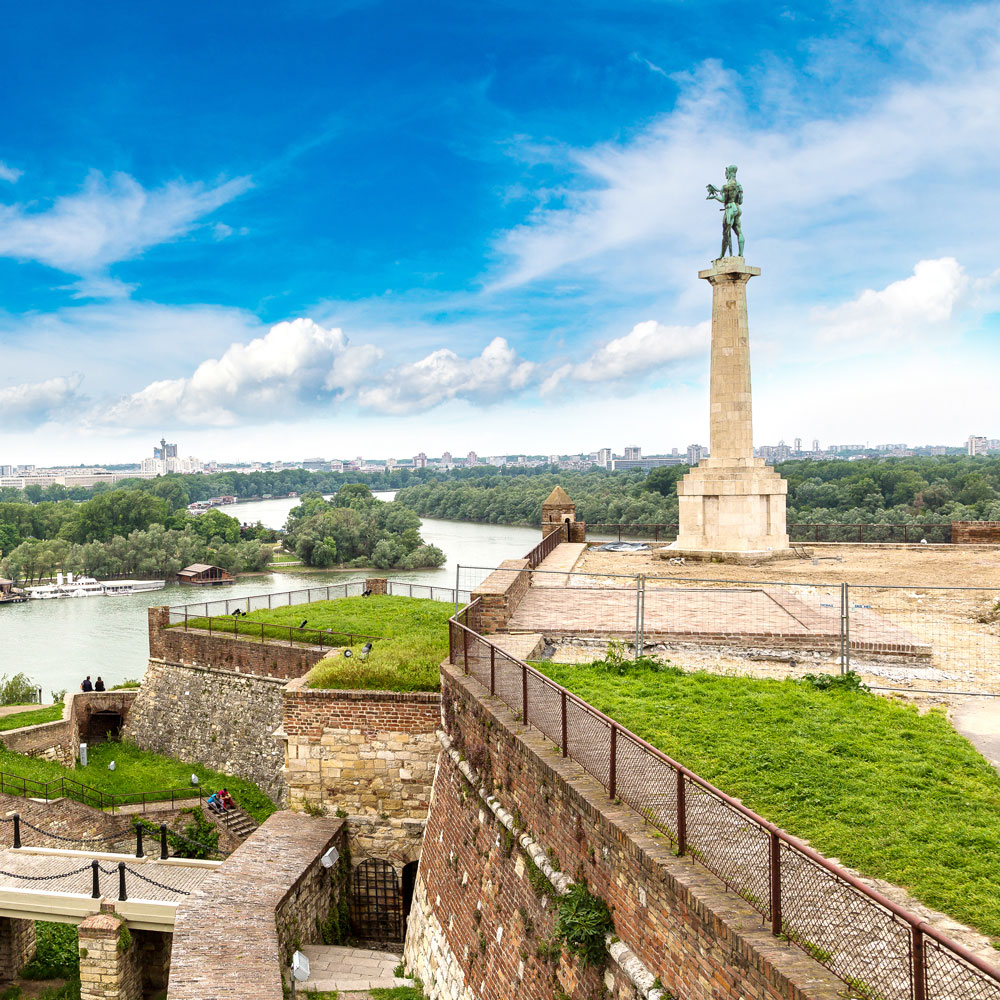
[349,859,402,944]
[401,860,419,934]
[87,711,123,744]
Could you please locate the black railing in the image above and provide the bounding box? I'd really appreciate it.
[170,612,383,648]
[0,771,203,814]
[526,528,564,568]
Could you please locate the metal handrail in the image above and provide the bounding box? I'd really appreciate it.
[171,613,384,648]
[0,770,204,814]
[446,605,1000,999]
[526,528,563,568]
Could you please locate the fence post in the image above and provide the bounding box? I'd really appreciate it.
[12,813,19,849]
[455,565,461,616]
[634,576,642,661]
[118,862,127,902]
[160,824,168,860]
[91,860,100,899]
[490,647,496,696]
[844,583,851,674]
[135,824,144,858]
[522,663,528,725]
[609,725,617,800]
[839,582,847,676]
[676,770,686,854]
[463,630,469,674]
[769,831,782,936]
[561,691,568,757]
[912,926,927,1000]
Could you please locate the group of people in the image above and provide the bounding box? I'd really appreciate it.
[80,675,105,692]
[207,788,235,814]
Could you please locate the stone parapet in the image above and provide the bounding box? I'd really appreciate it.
[952,521,1000,544]
[469,558,531,633]
[79,905,141,1000]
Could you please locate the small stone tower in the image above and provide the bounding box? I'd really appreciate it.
[541,486,586,542]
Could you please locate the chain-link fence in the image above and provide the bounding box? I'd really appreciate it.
[448,602,1000,1000]
[457,564,1000,697]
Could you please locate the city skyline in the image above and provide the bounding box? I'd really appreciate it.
[2,2,1000,465]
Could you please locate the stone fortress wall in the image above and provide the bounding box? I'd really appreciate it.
[404,661,843,1000]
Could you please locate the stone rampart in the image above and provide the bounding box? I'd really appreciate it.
[469,558,531,633]
[125,660,288,803]
[0,691,137,767]
[281,675,440,820]
[952,520,1000,544]
[168,812,344,1000]
[148,606,327,679]
[404,661,844,1000]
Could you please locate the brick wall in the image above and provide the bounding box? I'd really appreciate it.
[0,917,34,978]
[148,606,328,679]
[952,521,1000,543]
[282,676,440,819]
[126,660,288,803]
[469,558,531,633]
[168,812,345,1000]
[403,662,845,1000]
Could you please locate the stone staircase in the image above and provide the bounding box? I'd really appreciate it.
[299,945,416,992]
[218,804,258,840]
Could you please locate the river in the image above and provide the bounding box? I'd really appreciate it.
[0,493,540,696]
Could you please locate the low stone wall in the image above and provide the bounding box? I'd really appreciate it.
[148,606,327,680]
[79,905,141,1000]
[0,691,138,768]
[168,812,344,1000]
[469,558,531,632]
[404,662,844,1000]
[125,659,288,804]
[952,520,1000,543]
[281,676,440,819]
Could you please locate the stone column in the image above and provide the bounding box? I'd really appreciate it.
[0,917,35,978]
[79,905,141,1000]
[700,257,760,462]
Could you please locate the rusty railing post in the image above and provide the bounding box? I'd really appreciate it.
[561,691,568,757]
[676,769,686,854]
[608,724,617,799]
[770,830,782,936]
[463,629,469,674]
[912,925,927,1000]
[521,662,528,725]
[490,646,495,695]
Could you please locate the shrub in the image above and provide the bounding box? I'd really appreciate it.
[0,673,38,706]
[554,882,614,968]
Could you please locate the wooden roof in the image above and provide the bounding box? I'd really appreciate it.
[179,563,220,574]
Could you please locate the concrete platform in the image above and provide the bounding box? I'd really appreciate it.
[300,944,412,991]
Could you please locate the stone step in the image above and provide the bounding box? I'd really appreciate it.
[299,944,414,992]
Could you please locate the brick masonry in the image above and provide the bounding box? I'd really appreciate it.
[148,606,328,680]
[281,675,441,820]
[79,903,142,1000]
[469,558,532,633]
[952,520,1000,543]
[0,691,138,768]
[0,916,34,979]
[403,661,845,1000]
[168,811,345,1000]
[125,659,289,804]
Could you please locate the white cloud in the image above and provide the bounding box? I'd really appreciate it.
[63,276,137,300]
[103,318,381,427]
[0,171,251,276]
[0,375,83,426]
[813,258,970,344]
[357,337,535,414]
[0,162,22,184]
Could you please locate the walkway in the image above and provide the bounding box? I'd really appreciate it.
[299,945,414,992]
[532,542,587,585]
[0,846,215,929]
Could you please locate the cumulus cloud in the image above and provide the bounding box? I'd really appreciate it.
[0,171,251,276]
[0,375,83,426]
[813,258,970,344]
[0,162,22,184]
[357,337,535,414]
[104,318,381,427]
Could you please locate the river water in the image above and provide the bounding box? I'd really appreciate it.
[0,493,539,696]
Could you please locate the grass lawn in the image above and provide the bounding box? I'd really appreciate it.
[181,595,451,692]
[0,740,276,824]
[270,552,300,563]
[539,658,1000,940]
[0,705,64,731]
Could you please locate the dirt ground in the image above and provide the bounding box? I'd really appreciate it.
[577,543,1000,588]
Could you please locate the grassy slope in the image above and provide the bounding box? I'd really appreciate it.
[181,596,451,691]
[0,740,276,824]
[0,705,64,731]
[539,661,1000,940]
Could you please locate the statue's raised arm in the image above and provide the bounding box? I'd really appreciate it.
[706,165,745,258]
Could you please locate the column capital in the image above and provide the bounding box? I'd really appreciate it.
[698,257,761,282]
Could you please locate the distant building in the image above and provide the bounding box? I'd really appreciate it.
[154,438,178,460]
[623,446,641,461]
[177,563,234,586]
[611,457,684,472]
[812,439,820,453]
[329,460,344,472]
[968,435,989,456]
[793,437,802,453]
[441,451,453,467]
[0,465,12,477]
[413,452,427,468]
[686,444,708,464]
[596,447,612,469]
[466,451,478,466]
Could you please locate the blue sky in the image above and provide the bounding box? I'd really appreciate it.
[1,0,998,464]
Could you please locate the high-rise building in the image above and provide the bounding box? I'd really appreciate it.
[441,451,453,467]
[624,446,641,461]
[596,447,612,469]
[413,452,427,468]
[794,437,802,453]
[812,439,820,453]
[686,444,707,464]
[0,465,12,477]
[154,437,178,460]
[968,435,989,456]
[466,451,478,467]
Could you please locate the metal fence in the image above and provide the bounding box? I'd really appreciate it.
[0,770,203,814]
[456,564,1000,698]
[448,602,1000,1000]
[587,523,955,544]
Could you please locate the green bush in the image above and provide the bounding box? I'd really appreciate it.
[20,921,79,979]
[0,673,38,706]
[554,882,614,968]
[163,807,220,860]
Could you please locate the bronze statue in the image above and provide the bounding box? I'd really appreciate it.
[706,165,744,258]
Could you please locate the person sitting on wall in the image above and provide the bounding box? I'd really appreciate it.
[94,677,105,691]
[81,676,93,692]
[219,788,235,811]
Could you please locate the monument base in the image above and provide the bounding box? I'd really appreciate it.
[655,546,798,565]
[674,457,790,555]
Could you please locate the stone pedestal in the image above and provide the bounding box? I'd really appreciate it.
[674,257,789,560]
[79,906,142,1000]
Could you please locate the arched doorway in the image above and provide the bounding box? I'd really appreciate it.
[401,860,419,935]
[87,711,123,744]
[349,859,402,944]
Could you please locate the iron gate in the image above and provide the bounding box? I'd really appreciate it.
[349,859,402,942]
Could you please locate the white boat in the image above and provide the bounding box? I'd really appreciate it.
[26,573,165,599]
